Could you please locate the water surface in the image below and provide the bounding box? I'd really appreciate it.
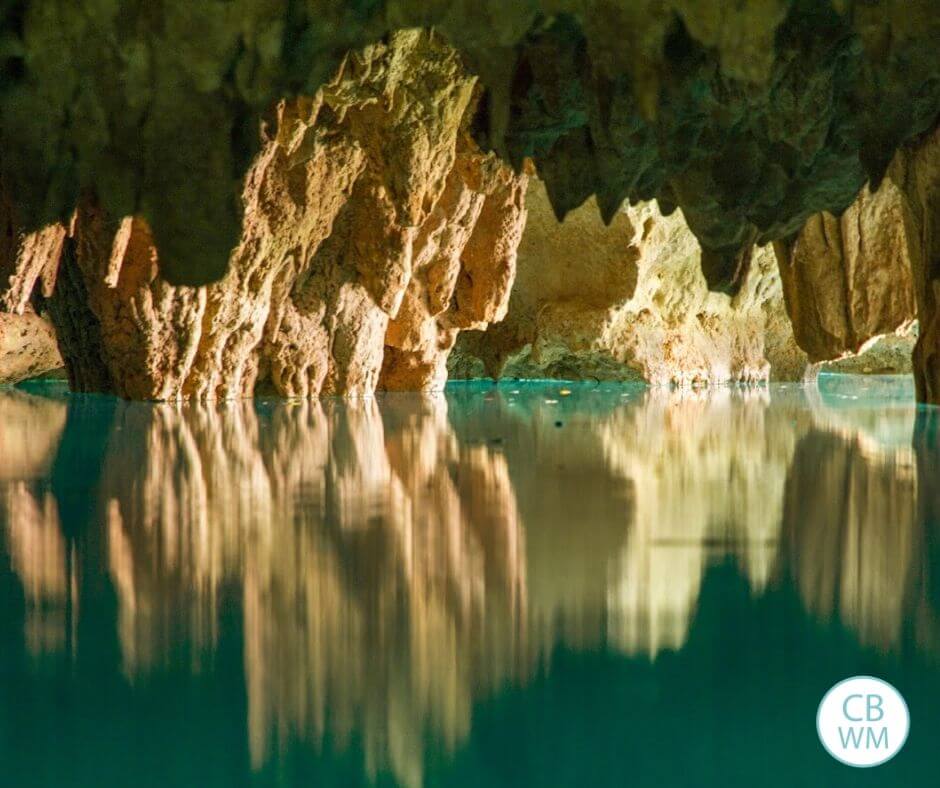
[1,376,938,787]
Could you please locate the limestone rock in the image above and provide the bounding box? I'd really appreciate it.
[1,5,939,398]
[452,174,922,386]
[381,146,527,390]
[451,178,808,385]
[11,31,525,400]
[774,155,917,363]
[1,3,938,290]
[0,310,62,384]
[895,127,940,403]
[0,206,65,384]
[775,125,940,403]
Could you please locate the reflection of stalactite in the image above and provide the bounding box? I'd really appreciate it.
[778,393,919,653]
[4,379,940,784]
[600,388,804,656]
[0,391,70,656]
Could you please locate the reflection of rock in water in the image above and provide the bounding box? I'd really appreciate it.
[602,388,806,656]
[99,395,525,788]
[2,380,939,784]
[445,386,808,657]
[0,389,67,481]
[779,430,917,651]
[778,380,926,654]
[0,391,69,656]
[4,484,68,656]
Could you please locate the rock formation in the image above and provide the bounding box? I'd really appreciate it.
[774,152,918,364]
[451,180,797,384]
[1,3,940,398]
[450,178,916,385]
[899,128,940,403]
[2,31,526,399]
[2,2,937,286]
[774,126,940,400]
[0,310,60,384]
[0,216,63,383]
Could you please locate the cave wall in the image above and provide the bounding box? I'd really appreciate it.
[775,126,940,398]
[774,150,918,363]
[900,128,940,403]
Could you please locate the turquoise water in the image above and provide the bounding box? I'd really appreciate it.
[1,375,938,786]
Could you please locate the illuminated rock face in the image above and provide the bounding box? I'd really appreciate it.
[2,5,940,398]
[775,127,940,402]
[0,310,61,384]
[2,3,938,293]
[774,153,918,365]
[1,31,526,400]
[451,180,800,384]
[0,219,63,384]
[450,178,916,385]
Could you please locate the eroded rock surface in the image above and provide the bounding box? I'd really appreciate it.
[450,180,806,384]
[773,126,940,401]
[0,214,64,383]
[774,154,918,363]
[897,128,940,403]
[0,310,61,384]
[1,3,938,294]
[3,31,526,400]
[451,178,916,385]
[1,5,939,398]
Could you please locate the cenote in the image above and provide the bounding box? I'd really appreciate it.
[0,376,938,787]
[2,3,940,786]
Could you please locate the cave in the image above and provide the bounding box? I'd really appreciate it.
[1,2,939,786]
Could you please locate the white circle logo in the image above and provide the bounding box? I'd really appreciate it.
[817,676,909,767]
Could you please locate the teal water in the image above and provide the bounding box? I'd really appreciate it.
[1,375,938,787]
